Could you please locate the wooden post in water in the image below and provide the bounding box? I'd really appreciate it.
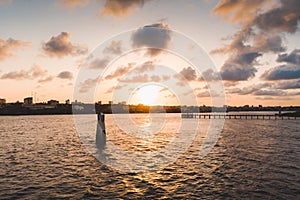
[96,113,106,149]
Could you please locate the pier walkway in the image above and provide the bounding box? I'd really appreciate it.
[181,113,300,120]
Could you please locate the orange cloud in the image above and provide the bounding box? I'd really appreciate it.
[57,0,89,8]
[0,38,31,61]
[1,65,47,80]
[213,0,276,24]
[100,0,150,18]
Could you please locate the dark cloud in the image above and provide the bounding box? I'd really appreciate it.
[1,65,47,80]
[261,64,300,80]
[100,0,150,17]
[57,0,89,8]
[277,49,300,65]
[212,0,299,81]
[220,52,261,81]
[276,79,300,89]
[43,32,87,57]
[103,40,123,55]
[105,63,134,80]
[177,66,197,81]
[174,66,197,86]
[88,57,110,69]
[253,34,286,53]
[57,71,73,80]
[131,23,171,57]
[228,82,300,96]
[254,0,300,34]
[0,38,31,61]
[254,89,287,96]
[199,69,221,82]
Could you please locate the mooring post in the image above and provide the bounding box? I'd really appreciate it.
[96,112,106,149]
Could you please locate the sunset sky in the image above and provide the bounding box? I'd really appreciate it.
[0,0,299,106]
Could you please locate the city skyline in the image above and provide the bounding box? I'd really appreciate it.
[0,0,300,106]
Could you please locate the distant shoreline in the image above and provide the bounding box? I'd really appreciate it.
[0,103,299,116]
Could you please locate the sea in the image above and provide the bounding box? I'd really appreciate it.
[0,113,299,199]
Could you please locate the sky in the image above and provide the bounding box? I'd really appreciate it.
[0,0,300,106]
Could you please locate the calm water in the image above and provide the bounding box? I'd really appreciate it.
[1,114,299,199]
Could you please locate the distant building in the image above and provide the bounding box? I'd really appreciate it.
[24,97,33,105]
[0,98,6,104]
[47,100,59,106]
[119,101,126,105]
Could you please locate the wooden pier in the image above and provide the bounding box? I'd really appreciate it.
[181,113,300,120]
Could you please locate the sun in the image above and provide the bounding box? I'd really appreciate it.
[131,84,161,105]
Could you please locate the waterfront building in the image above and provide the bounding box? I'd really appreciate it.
[47,100,59,106]
[24,97,33,105]
[0,98,6,104]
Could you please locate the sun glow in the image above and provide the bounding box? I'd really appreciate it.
[131,84,161,105]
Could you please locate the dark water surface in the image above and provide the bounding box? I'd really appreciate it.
[1,114,299,199]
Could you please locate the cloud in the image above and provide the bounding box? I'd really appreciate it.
[0,38,31,61]
[100,0,150,17]
[276,79,300,89]
[213,0,274,24]
[197,91,211,98]
[119,74,148,83]
[88,57,110,69]
[43,32,87,57]
[254,0,300,34]
[103,40,123,55]
[277,49,300,65]
[57,71,73,80]
[38,76,54,83]
[174,66,197,86]
[105,84,126,94]
[177,66,197,81]
[159,87,169,93]
[253,34,286,53]
[254,89,287,96]
[199,69,221,82]
[1,65,47,80]
[228,81,300,96]
[220,52,261,81]
[131,23,171,56]
[79,77,98,93]
[261,64,300,80]
[0,0,12,5]
[105,63,134,80]
[57,0,89,8]
[133,61,154,73]
[162,75,170,81]
[212,0,300,81]
[150,75,160,82]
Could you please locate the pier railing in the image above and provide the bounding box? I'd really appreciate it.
[181,113,299,120]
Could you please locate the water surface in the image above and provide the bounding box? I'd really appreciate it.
[1,114,299,199]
